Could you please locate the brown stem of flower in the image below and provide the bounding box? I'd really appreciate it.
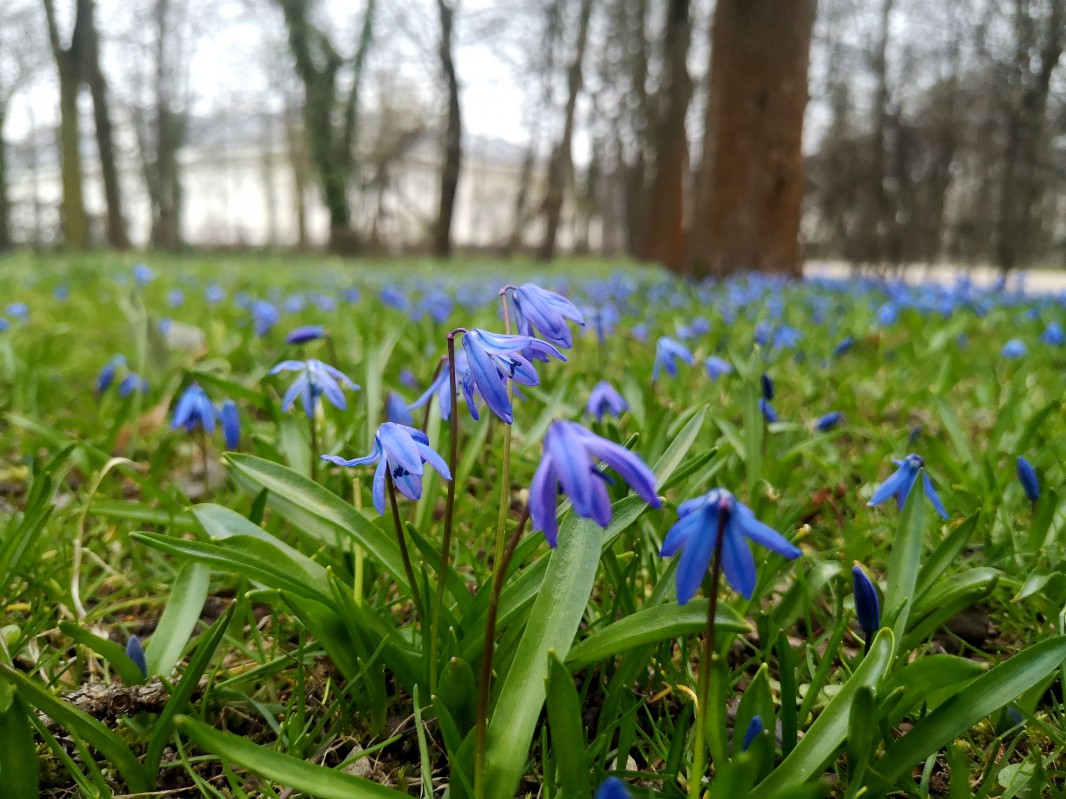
[420,355,448,434]
[474,504,530,799]
[385,469,425,627]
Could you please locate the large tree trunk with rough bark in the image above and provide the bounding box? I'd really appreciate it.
[642,0,691,270]
[538,0,593,262]
[434,0,462,258]
[687,0,816,277]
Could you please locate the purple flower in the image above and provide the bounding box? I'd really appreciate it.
[851,564,881,637]
[1001,339,1027,359]
[251,301,279,337]
[586,381,628,422]
[132,263,154,286]
[507,283,585,349]
[652,337,695,381]
[386,391,415,426]
[759,398,778,423]
[868,453,947,519]
[760,373,774,401]
[96,355,127,394]
[529,421,660,547]
[322,422,451,515]
[833,336,855,357]
[660,488,801,602]
[269,359,359,419]
[118,373,149,397]
[461,329,564,424]
[285,325,327,345]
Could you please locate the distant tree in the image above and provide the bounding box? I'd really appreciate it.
[41,0,128,249]
[538,0,594,261]
[275,0,376,254]
[433,0,462,258]
[687,0,817,276]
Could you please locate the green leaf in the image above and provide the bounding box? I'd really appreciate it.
[88,499,197,530]
[0,699,39,798]
[915,513,980,601]
[0,662,150,793]
[144,562,210,678]
[866,635,1066,789]
[546,650,587,795]
[565,601,750,670]
[882,655,986,724]
[146,603,234,779]
[484,511,612,799]
[58,622,146,685]
[749,628,894,797]
[176,715,409,798]
[652,405,706,488]
[885,472,927,645]
[225,453,408,589]
[902,568,1000,651]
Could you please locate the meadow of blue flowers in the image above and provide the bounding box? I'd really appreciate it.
[0,256,1064,797]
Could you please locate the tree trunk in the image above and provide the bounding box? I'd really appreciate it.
[434,0,462,258]
[538,0,593,262]
[687,0,816,277]
[642,0,691,270]
[80,0,127,250]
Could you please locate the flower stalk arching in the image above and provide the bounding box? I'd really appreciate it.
[431,329,466,696]
[385,469,425,628]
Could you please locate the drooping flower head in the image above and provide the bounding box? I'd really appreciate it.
[760,373,774,401]
[851,563,881,637]
[506,283,585,350]
[659,488,802,603]
[126,635,148,678]
[759,398,778,423]
[408,350,477,421]
[321,422,451,515]
[586,380,628,423]
[171,384,218,434]
[461,329,565,424]
[742,716,764,752]
[118,373,149,397]
[96,354,127,394]
[1016,456,1039,503]
[529,421,660,547]
[815,411,843,431]
[705,355,732,380]
[269,358,359,419]
[285,325,327,345]
[868,453,947,519]
[652,336,695,381]
[833,336,856,357]
[220,400,241,449]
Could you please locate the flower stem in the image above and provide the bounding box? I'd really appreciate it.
[385,469,425,630]
[430,335,462,695]
[352,477,364,607]
[688,507,728,799]
[308,412,318,481]
[474,504,530,799]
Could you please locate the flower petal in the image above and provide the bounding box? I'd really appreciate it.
[720,525,757,599]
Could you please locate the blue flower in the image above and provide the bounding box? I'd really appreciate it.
[408,350,477,421]
[399,367,418,389]
[96,355,127,394]
[461,329,564,424]
[652,337,695,381]
[118,373,148,397]
[1040,322,1064,346]
[0,318,8,333]
[6,302,29,320]
[815,411,843,431]
[269,359,359,419]
[386,391,415,425]
[631,323,649,343]
[126,635,148,678]
[582,304,619,345]
[205,284,225,304]
[507,283,585,349]
[868,453,947,519]
[833,336,855,357]
[220,400,241,449]
[529,421,661,547]
[286,325,327,345]
[1001,339,1027,359]
[379,285,408,310]
[851,564,881,636]
[660,488,801,602]
[759,398,778,423]
[595,777,630,799]
[586,381,628,422]
[132,263,154,286]
[321,422,451,514]
[167,289,185,308]
[251,300,279,337]
[1016,456,1039,502]
[171,384,218,434]
[705,355,732,380]
[760,373,774,401]
[742,716,764,752]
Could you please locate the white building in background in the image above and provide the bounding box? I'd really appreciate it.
[6,110,594,252]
